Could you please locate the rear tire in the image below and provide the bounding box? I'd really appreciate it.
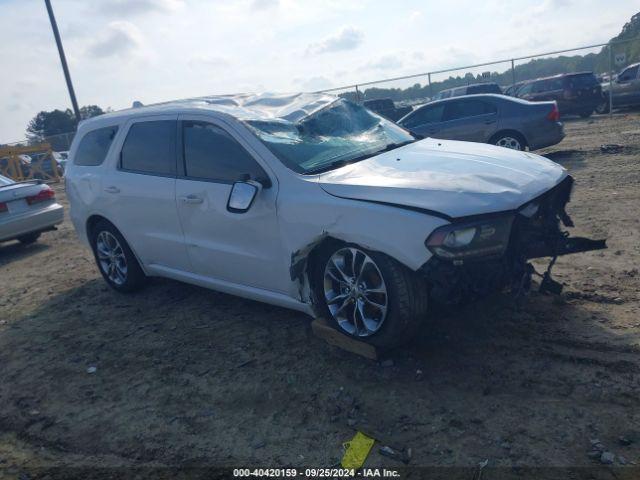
[579,110,593,118]
[17,232,40,245]
[596,98,610,114]
[312,243,428,348]
[90,220,147,293]
[489,131,526,151]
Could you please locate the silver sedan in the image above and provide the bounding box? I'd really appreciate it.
[0,174,64,245]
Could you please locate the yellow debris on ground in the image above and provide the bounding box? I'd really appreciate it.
[341,431,375,470]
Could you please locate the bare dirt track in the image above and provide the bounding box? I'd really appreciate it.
[1,113,640,478]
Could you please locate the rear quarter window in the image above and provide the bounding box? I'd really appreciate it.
[74,126,118,166]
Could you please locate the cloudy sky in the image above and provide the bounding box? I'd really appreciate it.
[0,0,636,142]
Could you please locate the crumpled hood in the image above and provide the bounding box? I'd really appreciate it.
[318,138,568,218]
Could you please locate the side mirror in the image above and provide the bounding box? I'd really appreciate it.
[227,180,261,213]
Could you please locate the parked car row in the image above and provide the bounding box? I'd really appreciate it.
[512,72,602,118]
[504,64,640,116]
[367,62,640,152]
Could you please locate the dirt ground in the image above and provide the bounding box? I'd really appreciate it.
[1,112,639,478]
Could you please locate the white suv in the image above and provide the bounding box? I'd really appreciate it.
[65,93,605,347]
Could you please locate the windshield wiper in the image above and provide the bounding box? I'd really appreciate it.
[304,159,352,175]
[376,140,416,153]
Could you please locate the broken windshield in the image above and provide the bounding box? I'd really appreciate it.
[245,99,415,174]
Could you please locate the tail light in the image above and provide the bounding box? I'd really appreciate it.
[547,103,560,122]
[26,186,55,205]
[0,202,7,213]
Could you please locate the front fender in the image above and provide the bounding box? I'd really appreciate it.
[279,183,450,300]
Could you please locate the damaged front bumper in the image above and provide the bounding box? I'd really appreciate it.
[420,175,606,304]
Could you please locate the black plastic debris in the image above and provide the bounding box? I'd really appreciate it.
[600,144,623,154]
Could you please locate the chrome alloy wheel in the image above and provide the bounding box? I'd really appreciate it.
[96,231,128,285]
[323,247,388,337]
[495,136,522,150]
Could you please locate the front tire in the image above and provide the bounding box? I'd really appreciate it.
[90,220,146,293]
[313,244,428,348]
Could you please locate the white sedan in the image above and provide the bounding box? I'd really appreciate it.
[65,93,605,347]
[0,174,64,245]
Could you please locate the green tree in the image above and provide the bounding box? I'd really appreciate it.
[26,105,105,143]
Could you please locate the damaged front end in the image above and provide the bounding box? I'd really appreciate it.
[421,175,606,304]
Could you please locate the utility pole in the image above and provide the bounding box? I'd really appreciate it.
[608,44,614,119]
[44,0,81,122]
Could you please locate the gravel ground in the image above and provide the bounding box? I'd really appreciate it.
[0,112,639,478]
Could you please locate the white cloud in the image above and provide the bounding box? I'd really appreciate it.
[94,0,184,17]
[251,0,279,10]
[87,21,145,59]
[307,26,364,54]
[360,54,404,71]
[294,76,334,91]
[408,10,423,23]
[188,54,231,69]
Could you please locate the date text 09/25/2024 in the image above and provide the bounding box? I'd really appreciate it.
[233,468,401,478]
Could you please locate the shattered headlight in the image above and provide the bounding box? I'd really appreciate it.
[426,215,515,261]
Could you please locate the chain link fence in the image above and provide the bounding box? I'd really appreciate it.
[319,36,640,116]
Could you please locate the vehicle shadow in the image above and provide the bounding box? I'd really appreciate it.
[0,240,50,267]
[0,277,638,469]
[541,149,590,173]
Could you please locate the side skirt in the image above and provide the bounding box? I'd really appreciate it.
[146,264,315,316]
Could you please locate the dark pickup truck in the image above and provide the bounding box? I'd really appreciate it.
[363,98,413,121]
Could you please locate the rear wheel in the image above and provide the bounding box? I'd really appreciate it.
[313,244,428,348]
[490,131,526,151]
[90,220,146,293]
[595,98,610,114]
[17,232,40,245]
[579,110,593,118]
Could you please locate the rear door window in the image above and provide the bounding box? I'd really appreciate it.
[443,99,496,121]
[182,121,267,183]
[74,126,118,166]
[120,121,177,175]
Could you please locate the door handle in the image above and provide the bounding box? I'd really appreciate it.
[104,186,120,194]
[179,194,204,204]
